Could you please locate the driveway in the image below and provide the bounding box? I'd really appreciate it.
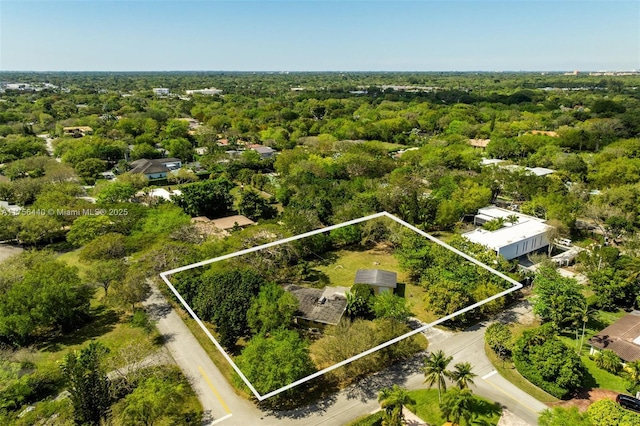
[148,282,546,426]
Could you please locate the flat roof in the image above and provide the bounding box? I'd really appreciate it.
[464,206,551,249]
[210,215,255,230]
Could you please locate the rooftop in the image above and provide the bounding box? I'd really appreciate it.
[284,285,348,325]
[354,269,397,288]
[463,206,551,249]
[589,311,640,362]
[129,158,181,175]
[210,215,255,230]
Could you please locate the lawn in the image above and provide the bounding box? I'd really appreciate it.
[311,245,409,288]
[485,343,559,403]
[407,389,502,426]
[310,245,435,323]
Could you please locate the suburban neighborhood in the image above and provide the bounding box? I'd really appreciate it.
[0,64,640,426]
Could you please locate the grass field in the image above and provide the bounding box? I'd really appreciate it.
[407,388,502,426]
[310,245,435,323]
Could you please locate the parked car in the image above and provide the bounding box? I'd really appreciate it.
[616,394,640,413]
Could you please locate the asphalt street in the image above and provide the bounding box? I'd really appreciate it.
[146,282,546,426]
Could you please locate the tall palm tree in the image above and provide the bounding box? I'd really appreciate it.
[422,350,453,403]
[377,385,416,426]
[440,387,474,426]
[451,362,477,389]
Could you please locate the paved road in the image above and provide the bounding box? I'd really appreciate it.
[148,282,546,426]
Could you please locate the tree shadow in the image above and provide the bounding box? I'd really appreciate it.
[37,306,120,352]
[261,377,339,419]
[303,270,330,288]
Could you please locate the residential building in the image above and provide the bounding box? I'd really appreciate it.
[589,311,640,362]
[210,215,256,231]
[129,158,182,179]
[463,206,551,260]
[354,269,397,295]
[285,285,348,327]
[185,87,223,95]
[0,201,22,216]
[63,126,93,137]
[248,144,276,159]
[152,88,170,96]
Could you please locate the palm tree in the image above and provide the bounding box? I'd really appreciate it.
[422,350,453,403]
[451,362,477,389]
[440,387,474,426]
[377,385,416,426]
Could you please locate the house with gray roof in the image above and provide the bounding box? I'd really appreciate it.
[129,158,182,179]
[285,285,348,327]
[354,269,397,295]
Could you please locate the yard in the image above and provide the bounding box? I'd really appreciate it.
[309,244,435,323]
[345,389,502,426]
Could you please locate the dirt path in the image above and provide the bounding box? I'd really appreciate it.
[547,389,619,411]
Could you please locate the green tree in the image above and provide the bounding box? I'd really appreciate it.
[95,182,136,203]
[237,189,277,221]
[532,266,586,330]
[173,178,234,218]
[451,362,477,389]
[111,268,150,312]
[485,322,513,362]
[423,350,453,403]
[440,387,474,426]
[377,385,416,426]
[79,232,127,261]
[346,283,374,318]
[247,282,298,336]
[594,349,622,374]
[86,260,126,298]
[235,329,315,403]
[539,407,593,426]
[66,215,113,246]
[75,158,107,181]
[60,341,111,426]
[130,143,161,161]
[194,267,264,348]
[512,324,586,399]
[0,254,92,345]
[165,138,193,162]
[371,291,412,322]
[114,376,185,426]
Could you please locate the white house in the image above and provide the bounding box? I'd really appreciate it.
[185,87,223,95]
[463,206,551,260]
[152,88,170,96]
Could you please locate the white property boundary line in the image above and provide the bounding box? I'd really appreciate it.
[160,211,522,401]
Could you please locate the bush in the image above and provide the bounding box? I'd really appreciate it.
[587,399,640,426]
[513,325,586,399]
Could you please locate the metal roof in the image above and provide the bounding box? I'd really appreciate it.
[354,269,397,288]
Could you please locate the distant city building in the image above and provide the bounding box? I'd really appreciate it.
[152,88,170,96]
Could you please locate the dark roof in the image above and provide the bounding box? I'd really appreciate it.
[589,311,640,362]
[354,269,397,288]
[129,158,181,175]
[284,285,347,326]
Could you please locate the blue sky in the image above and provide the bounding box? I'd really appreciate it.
[1,0,638,71]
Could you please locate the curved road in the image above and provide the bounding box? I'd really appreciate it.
[145,284,545,426]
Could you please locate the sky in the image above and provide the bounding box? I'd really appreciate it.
[1,0,638,72]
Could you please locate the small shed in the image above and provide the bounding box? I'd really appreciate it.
[354,269,397,295]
